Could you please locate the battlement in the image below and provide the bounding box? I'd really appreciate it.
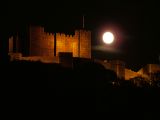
[8,26,91,63]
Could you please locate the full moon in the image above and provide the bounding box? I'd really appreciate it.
[103,32,114,44]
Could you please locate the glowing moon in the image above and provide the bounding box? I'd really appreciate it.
[103,32,114,44]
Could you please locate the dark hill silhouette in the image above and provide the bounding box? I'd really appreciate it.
[72,61,117,88]
[1,60,160,113]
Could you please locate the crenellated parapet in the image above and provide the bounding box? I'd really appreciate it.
[55,30,91,58]
[9,25,92,61]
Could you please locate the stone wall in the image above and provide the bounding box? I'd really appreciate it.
[8,52,59,63]
[29,26,54,56]
[8,53,22,61]
[109,60,125,79]
[94,59,125,79]
[79,30,91,58]
[56,30,91,58]
[21,56,59,63]
[125,69,141,80]
[44,32,54,56]
[29,26,45,56]
[9,36,13,53]
[9,26,91,61]
[56,33,74,56]
[29,26,91,58]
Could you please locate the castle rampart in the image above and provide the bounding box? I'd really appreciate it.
[26,26,91,58]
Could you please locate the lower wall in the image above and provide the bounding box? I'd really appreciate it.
[21,56,59,63]
[8,53,59,63]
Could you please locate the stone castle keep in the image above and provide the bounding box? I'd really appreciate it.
[9,25,91,60]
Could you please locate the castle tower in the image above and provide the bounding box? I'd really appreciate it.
[8,32,20,53]
[79,30,91,58]
[29,26,54,56]
[56,30,91,59]
[74,29,91,58]
[8,36,14,53]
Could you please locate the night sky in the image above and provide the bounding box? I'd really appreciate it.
[2,0,160,70]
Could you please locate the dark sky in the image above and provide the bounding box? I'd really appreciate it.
[2,0,160,70]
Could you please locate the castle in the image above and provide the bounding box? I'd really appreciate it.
[8,25,160,82]
[8,25,91,62]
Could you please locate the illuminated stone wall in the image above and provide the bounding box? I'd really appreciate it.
[29,26,54,56]
[8,34,20,53]
[29,26,44,56]
[56,30,91,58]
[21,56,59,63]
[43,32,54,56]
[56,33,65,55]
[79,30,91,58]
[56,33,74,56]
[74,31,79,57]
[9,36,13,53]
[124,65,160,80]
[18,26,91,59]
[138,64,160,80]
[125,69,140,80]
[8,53,59,63]
[8,53,22,61]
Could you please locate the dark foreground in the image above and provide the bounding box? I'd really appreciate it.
[1,61,160,115]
